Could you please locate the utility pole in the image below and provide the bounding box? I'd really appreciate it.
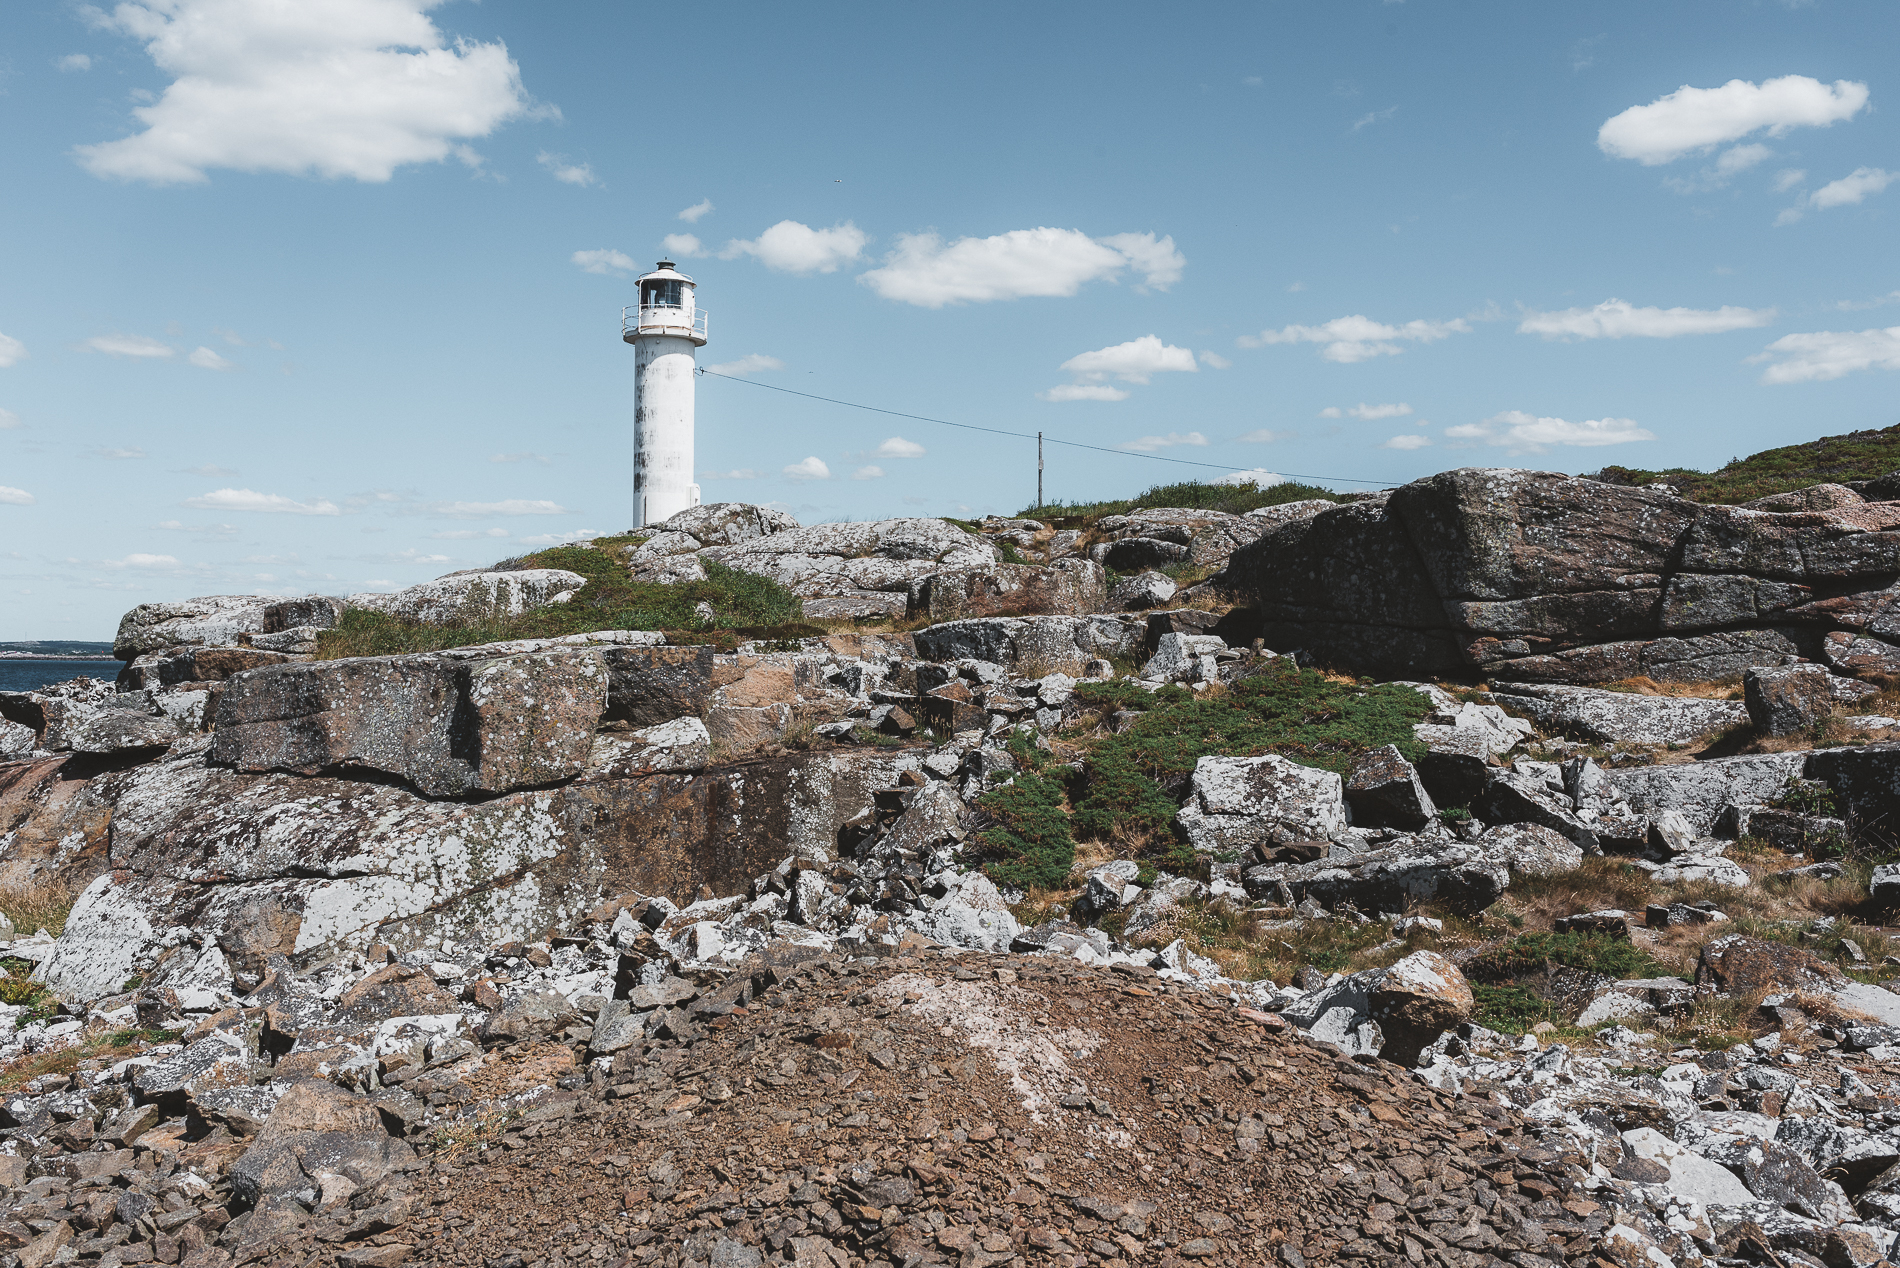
[1037,431,1044,511]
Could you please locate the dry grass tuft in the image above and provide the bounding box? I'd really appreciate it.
[1597,676,1743,699]
[0,878,83,939]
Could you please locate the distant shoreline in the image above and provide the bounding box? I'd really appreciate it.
[0,652,118,661]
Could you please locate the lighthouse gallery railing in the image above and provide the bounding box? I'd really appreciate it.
[622,306,709,339]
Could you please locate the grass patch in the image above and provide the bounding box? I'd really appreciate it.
[0,1026,182,1092]
[1471,984,1555,1034]
[1592,423,1900,505]
[1020,478,1342,525]
[1065,660,1431,848]
[1463,931,1666,983]
[0,879,81,938]
[317,545,807,659]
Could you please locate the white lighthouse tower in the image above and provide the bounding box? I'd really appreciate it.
[622,260,708,528]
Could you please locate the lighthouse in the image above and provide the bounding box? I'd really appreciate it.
[622,260,708,528]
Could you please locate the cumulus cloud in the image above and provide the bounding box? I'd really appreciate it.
[188,345,233,369]
[705,354,784,377]
[0,333,23,367]
[74,0,535,184]
[678,199,713,223]
[1774,168,1807,192]
[1597,75,1869,166]
[1752,327,1900,383]
[1198,350,1231,369]
[1238,429,1296,443]
[184,487,341,515]
[1037,384,1129,403]
[700,468,763,480]
[0,486,34,506]
[1382,435,1432,450]
[1518,298,1775,340]
[102,553,183,570]
[1320,402,1413,420]
[722,221,866,274]
[1058,336,1197,385]
[536,151,596,186]
[851,466,885,480]
[1447,411,1655,454]
[1119,432,1207,452]
[876,437,926,459]
[661,233,704,258]
[58,53,92,71]
[572,248,637,276]
[1811,167,1896,210]
[430,499,567,516]
[1239,314,1469,363]
[1210,469,1285,488]
[783,456,830,482]
[86,333,174,359]
[858,228,1183,307]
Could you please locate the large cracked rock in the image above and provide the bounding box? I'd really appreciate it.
[114,595,344,659]
[912,616,1142,676]
[1086,509,1269,571]
[1176,754,1350,854]
[347,569,586,626]
[1209,467,1900,683]
[1483,682,1747,746]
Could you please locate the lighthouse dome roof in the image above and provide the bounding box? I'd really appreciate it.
[637,260,695,285]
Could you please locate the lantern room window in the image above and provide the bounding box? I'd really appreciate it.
[641,278,684,309]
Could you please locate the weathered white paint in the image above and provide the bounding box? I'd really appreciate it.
[625,262,707,528]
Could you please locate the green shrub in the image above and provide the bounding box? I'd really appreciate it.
[1471,984,1554,1034]
[1463,931,1664,983]
[974,771,1077,891]
[1593,423,1900,505]
[1772,777,1842,818]
[1068,660,1430,843]
[1022,478,1341,523]
[317,546,807,659]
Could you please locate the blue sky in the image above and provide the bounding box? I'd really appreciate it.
[2,0,1897,640]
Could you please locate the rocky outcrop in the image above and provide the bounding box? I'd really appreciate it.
[114,595,344,659]
[911,615,1142,676]
[905,559,1107,624]
[346,569,585,625]
[1212,468,1900,683]
[1086,508,1269,571]
[1483,682,1748,745]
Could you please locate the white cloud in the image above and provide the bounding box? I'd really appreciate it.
[1037,384,1129,403]
[155,520,238,537]
[96,447,147,460]
[723,221,866,274]
[1811,167,1896,210]
[430,499,567,517]
[0,410,18,430]
[1120,432,1208,452]
[1752,327,1900,383]
[103,553,183,569]
[705,354,784,377]
[431,527,510,539]
[783,456,831,481]
[1774,168,1807,192]
[0,486,34,506]
[1321,402,1413,420]
[1597,75,1869,166]
[185,487,341,515]
[1286,281,1306,293]
[1197,350,1231,369]
[1351,106,1397,132]
[75,0,534,185]
[1382,434,1432,450]
[1058,335,1197,385]
[0,333,23,367]
[188,345,233,369]
[851,466,885,480]
[1238,428,1295,443]
[661,233,704,258]
[678,199,713,223]
[700,468,763,480]
[490,452,549,464]
[86,333,174,359]
[1450,411,1655,454]
[1210,469,1284,487]
[858,228,1184,307]
[1835,291,1900,312]
[1662,142,1779,194]
[1239,314,1469,362]
[58,53,92,72]
[572,248,638,276]
[536,151,596,187]
[876,437,926,459]
[1518,298,1775,340]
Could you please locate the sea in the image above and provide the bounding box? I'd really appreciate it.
[0,660,122,693]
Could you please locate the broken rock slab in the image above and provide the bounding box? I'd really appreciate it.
[1482,682,1747,746]
[912,615,1142,677]
[1744,664,1879,736]
[1607,752,1809,836]
[1176,754,1349,855]
[347,569,586,626]
[1344,745,1436,830]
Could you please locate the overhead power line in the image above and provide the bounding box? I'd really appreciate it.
[695,367,1389,486]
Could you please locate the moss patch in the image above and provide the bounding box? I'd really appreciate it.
[318,545,807,659]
